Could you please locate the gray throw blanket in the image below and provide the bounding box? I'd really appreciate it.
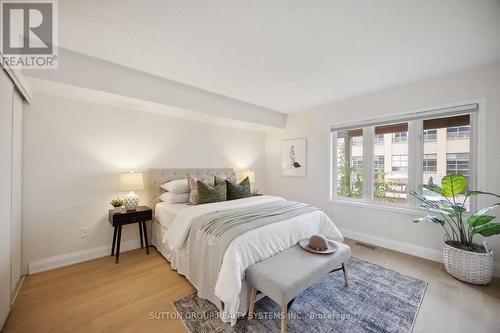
[187,201,319,311]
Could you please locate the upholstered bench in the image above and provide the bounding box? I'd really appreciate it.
[246,243,351,333]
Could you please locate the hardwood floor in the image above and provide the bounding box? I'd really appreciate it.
[3,239,500,333]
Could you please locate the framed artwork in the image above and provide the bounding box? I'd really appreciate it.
[281,138,306,177]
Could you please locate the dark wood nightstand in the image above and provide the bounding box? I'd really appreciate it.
[251,193,263,196]
[108,206,153,263]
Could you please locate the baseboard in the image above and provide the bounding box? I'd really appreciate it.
[28,238,141,274]
[11,275,25,305]
[340,227,500,277]
[27,230,500,278]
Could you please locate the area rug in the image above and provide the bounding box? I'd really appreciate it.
[172,257,427,333]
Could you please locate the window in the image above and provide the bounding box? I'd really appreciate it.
[423,154,437,172]
[351,136,363,146]
[335,129,363,198]
[447,126,470,139]
[331,103,478,210]
[373,155,384,177]
[446,153,470,200]
[375,134,384,144]
[392,132,407,143]
[351,156,363,173]
[423,114,471,209]
[423,129,437,141]
[447,153,470,176]
[392,155,408,173]
[373,123,409,203]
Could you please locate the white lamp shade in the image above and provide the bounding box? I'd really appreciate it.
[119,172,144,192]
[239,170,256,183]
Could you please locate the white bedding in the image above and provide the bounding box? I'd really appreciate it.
[154,202,190,229]
[161,195,343,326]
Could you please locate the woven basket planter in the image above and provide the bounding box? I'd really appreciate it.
[443,242,493,285]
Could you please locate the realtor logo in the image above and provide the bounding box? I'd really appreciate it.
[1,0,58,68]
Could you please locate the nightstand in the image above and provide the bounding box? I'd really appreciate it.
[108,206,153,263]
[252,193,263,196]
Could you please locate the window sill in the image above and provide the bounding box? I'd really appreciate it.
[328,199,427,216]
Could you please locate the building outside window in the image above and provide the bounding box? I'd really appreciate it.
[447,153,470,177]
[423,154,437,172]
[335,129,363,198]
[351,136,363,146]
[375,134,384,144]
[373,155,384,177]
[447,126,470,139]
[392,155,408,173]
[423,129,437,141]
[422,115,471,208]
[392,132,408,143]
[351,156,363,174]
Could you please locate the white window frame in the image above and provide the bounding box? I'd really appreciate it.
[329,101,481,213]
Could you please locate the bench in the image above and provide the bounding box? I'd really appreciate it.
[246,242,351,333]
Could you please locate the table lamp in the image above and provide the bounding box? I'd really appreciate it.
[119,171,144,211]
[239,170,256,194]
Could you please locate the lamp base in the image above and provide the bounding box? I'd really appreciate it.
[124,191,139,211]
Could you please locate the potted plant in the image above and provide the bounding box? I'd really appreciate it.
[410,174,500,284]
[110,198,124,214]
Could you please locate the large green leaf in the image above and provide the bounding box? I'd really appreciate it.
[467,215,495,227]
[473,202,500,216]
[465,191,500,199]
[441,174,467,197]
[472,223,500,237]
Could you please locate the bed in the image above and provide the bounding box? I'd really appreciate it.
[147,168,343,326]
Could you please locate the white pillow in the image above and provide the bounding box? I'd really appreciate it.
[159,192,190,204]
[160,179,189,193]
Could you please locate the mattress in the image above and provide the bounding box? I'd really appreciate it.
[154,201,190,229]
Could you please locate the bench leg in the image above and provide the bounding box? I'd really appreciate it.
[281,304,287,333]
[247,287,257,321]
[342,263,349,287]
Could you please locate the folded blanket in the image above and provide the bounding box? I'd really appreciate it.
[196,201,319,246]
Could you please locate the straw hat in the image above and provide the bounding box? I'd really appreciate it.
[299,234,338,254]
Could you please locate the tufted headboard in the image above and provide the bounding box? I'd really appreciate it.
[146,168,236,208]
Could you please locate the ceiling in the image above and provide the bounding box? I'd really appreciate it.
[59,0,500,113]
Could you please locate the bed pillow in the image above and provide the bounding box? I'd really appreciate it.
[226,177,251,200]
[187,174,215,204]
[159,192,190,204]
[160,179,189,193]
[196,180,227,205]
[214,174,236,185]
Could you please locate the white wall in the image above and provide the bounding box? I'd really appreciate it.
[11,92,23,295]
[23,93,267,272]
[265,63,500,273]
[0,68,14,330]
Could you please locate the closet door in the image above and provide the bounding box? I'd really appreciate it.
[11,91,23,300]
[0,71,13,327]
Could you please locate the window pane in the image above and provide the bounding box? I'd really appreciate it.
[423,116,471,210]
[423,154,437,172]
[423,129,437,141]
[447,126,470,139]
[374,155,384,177]
[392,132,408,143]
[373,124,408,203]
[336,129,363,198]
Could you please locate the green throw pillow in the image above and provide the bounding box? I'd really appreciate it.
[226,177,251,200]
[214,175,226,186]
[196,180,227,205]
